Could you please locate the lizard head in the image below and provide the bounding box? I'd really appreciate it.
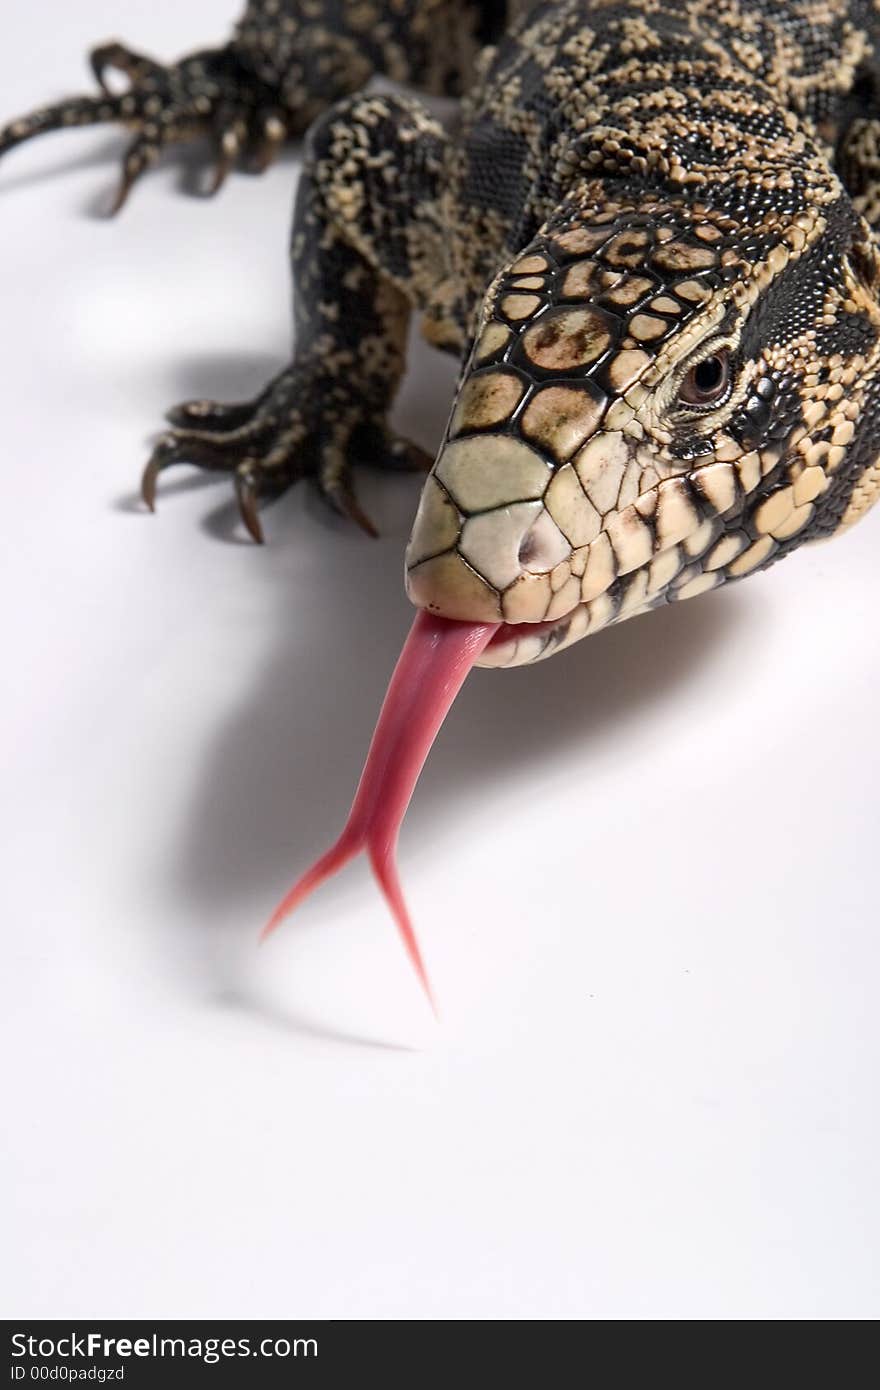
[406,191,880,668]
[269,189,880,1005]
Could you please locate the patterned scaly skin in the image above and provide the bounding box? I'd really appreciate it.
[2,2,880,668]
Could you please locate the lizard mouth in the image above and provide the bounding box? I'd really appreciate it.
[479,603,591,668]
[488,615,564,646]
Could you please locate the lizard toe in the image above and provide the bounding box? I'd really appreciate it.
[89,41,164,95]
[165,398,261,432]
[146,367,426,542]
[0,41,289,205]
[234,462,266,544]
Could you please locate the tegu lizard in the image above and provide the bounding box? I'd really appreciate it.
[4,1,880,1003]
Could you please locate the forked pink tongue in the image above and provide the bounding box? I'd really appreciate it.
[262,611,499,1010]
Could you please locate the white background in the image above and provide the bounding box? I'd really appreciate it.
[2,0,878,1321]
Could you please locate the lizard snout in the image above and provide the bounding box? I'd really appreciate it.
[405,436,575,622]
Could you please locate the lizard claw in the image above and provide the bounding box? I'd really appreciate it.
[205,149,234,199]
[207,109,247,196]
[248,111,288,172]
[385,437,434,473]
[141,435,180,510]
[234,463,265,544]
[109,143,150,216]
[89,41,162,95]
[141,431,226,505]
[320,464,379,538]
[143,431,270,541]
[141,456,162,512]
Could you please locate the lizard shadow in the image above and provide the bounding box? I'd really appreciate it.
[0,135,126,196]
[0,133,202,211]
[145,333,756,1048]
[212,984,421,1055]
[162,460,755,1047]
[158,348,287,405]
[0,130,300,211]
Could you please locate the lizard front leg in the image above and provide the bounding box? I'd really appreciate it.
[143,92,455,541]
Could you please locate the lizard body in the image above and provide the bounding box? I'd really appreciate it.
[2,1,878,668]
[3,3,880,985]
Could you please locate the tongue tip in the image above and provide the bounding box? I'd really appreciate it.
[369,845,439,1017]
[260,840,439,1017]
[260,828,363,941]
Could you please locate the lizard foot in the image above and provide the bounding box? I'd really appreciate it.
[143,370,431,543]
[0,41,288,210]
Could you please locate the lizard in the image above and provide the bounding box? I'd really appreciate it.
[3,1,880,1000]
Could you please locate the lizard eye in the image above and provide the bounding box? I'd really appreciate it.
[678,348,731,408]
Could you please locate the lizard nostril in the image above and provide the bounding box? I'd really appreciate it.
[518,510,571,573]
[518,534,540,568]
